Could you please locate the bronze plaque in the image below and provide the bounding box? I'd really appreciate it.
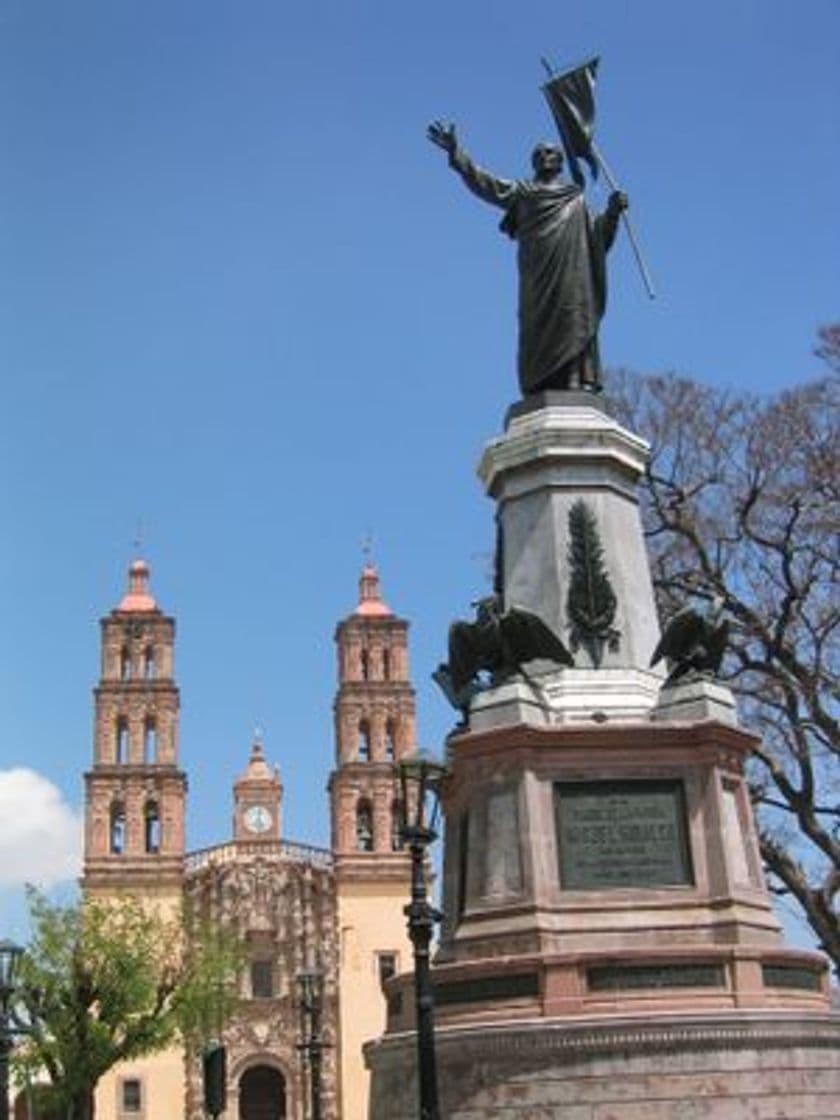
[434,972,539,1007]
[588,963,724,991]
[555,780,692,889]
[762,964,823,992]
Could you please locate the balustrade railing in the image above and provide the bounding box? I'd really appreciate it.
[185,838,333,874]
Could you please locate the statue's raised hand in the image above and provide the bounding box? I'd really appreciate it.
[427,120,457,154]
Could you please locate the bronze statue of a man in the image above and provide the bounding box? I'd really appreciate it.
[428,121,628,396]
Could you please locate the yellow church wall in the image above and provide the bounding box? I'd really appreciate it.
[94,1046,186,1120]
[336,876,412,1120]
[84,883,183,915]
[84,885,189,1119]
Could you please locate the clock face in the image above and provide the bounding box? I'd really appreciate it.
[244,805,273,834]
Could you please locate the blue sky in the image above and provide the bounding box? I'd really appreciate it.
[1,0,837,945]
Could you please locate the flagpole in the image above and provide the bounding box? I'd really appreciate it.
[590,141,656,300]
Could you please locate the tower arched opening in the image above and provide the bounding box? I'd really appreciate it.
[356,800,374,852]
[144,800,160,853]
[143,718,157,764]
[109,803,126,854]
[115,717,128,764]
[358,719,371,762]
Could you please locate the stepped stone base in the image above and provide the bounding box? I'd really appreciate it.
[367,1011,840,1118]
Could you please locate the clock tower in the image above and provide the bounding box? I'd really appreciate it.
[233,738,282,843]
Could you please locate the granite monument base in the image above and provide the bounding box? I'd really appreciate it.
[367,1010,840,1118]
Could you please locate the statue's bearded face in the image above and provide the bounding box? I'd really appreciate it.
[531,143,564,178]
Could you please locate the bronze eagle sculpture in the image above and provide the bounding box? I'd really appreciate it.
[434,595,574,720]
[650,597,730,687]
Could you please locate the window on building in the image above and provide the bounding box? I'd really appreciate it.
[121,1078,142,1113]
[358,719,371,762]
[360,648,370,680]
[110,805,126,855]
[143,718,157,764]
[120,647,132,681]
[376,951,398,987]
[356,801,374,852]
[251,959,274,998]
[382,647,391,680]
[144,802,160,854]
[143,646,156,680]
[115,718,128,764]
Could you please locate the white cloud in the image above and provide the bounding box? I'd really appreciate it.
[0,769,82,886]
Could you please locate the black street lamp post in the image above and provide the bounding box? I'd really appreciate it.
[397,755,446,1120]
[0,939,25,1120]
[297,965,326,1120]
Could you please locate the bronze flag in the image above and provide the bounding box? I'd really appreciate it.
[542,57,600,186]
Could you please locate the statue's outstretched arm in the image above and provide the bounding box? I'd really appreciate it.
[428,120,517,210]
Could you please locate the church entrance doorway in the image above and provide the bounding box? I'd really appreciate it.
[239,1065,287,1120]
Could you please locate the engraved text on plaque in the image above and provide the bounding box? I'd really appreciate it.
[555,780,693,889]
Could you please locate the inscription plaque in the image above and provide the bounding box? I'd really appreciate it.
[588,963,724,991]
[434,972,539,1007]
[555,779,693,889]
[762,964,823,992]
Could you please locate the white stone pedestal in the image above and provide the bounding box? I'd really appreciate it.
[479,400,665,675]
[468,667,667,731]
[652,676,739,726]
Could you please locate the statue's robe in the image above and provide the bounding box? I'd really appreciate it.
[449,148,619,395]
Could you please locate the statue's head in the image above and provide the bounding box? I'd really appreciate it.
[531,142,564,178]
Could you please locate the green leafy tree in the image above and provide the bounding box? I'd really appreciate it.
[12,889,243,1120]
[608,326,839,971]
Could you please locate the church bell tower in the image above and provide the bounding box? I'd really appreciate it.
[83,558,186,896]
[330,563,416,863]
[329,563,416,1119]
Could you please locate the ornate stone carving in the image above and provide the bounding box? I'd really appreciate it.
[184,849,339,1120]
[566,499,620,667]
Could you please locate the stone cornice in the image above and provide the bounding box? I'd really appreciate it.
[478,405,650,497]
[95,681,179,696]
[85,764,187,781]
[369,1009,840,1065]
[447,718,759,759]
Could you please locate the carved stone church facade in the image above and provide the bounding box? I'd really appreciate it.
[82,558,415,1120]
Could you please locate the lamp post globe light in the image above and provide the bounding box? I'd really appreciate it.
[296,964,326,1120]
[0,939,25,1120]
[397,754,447,1120]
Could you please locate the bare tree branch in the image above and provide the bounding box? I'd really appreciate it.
[609,333,840,974]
